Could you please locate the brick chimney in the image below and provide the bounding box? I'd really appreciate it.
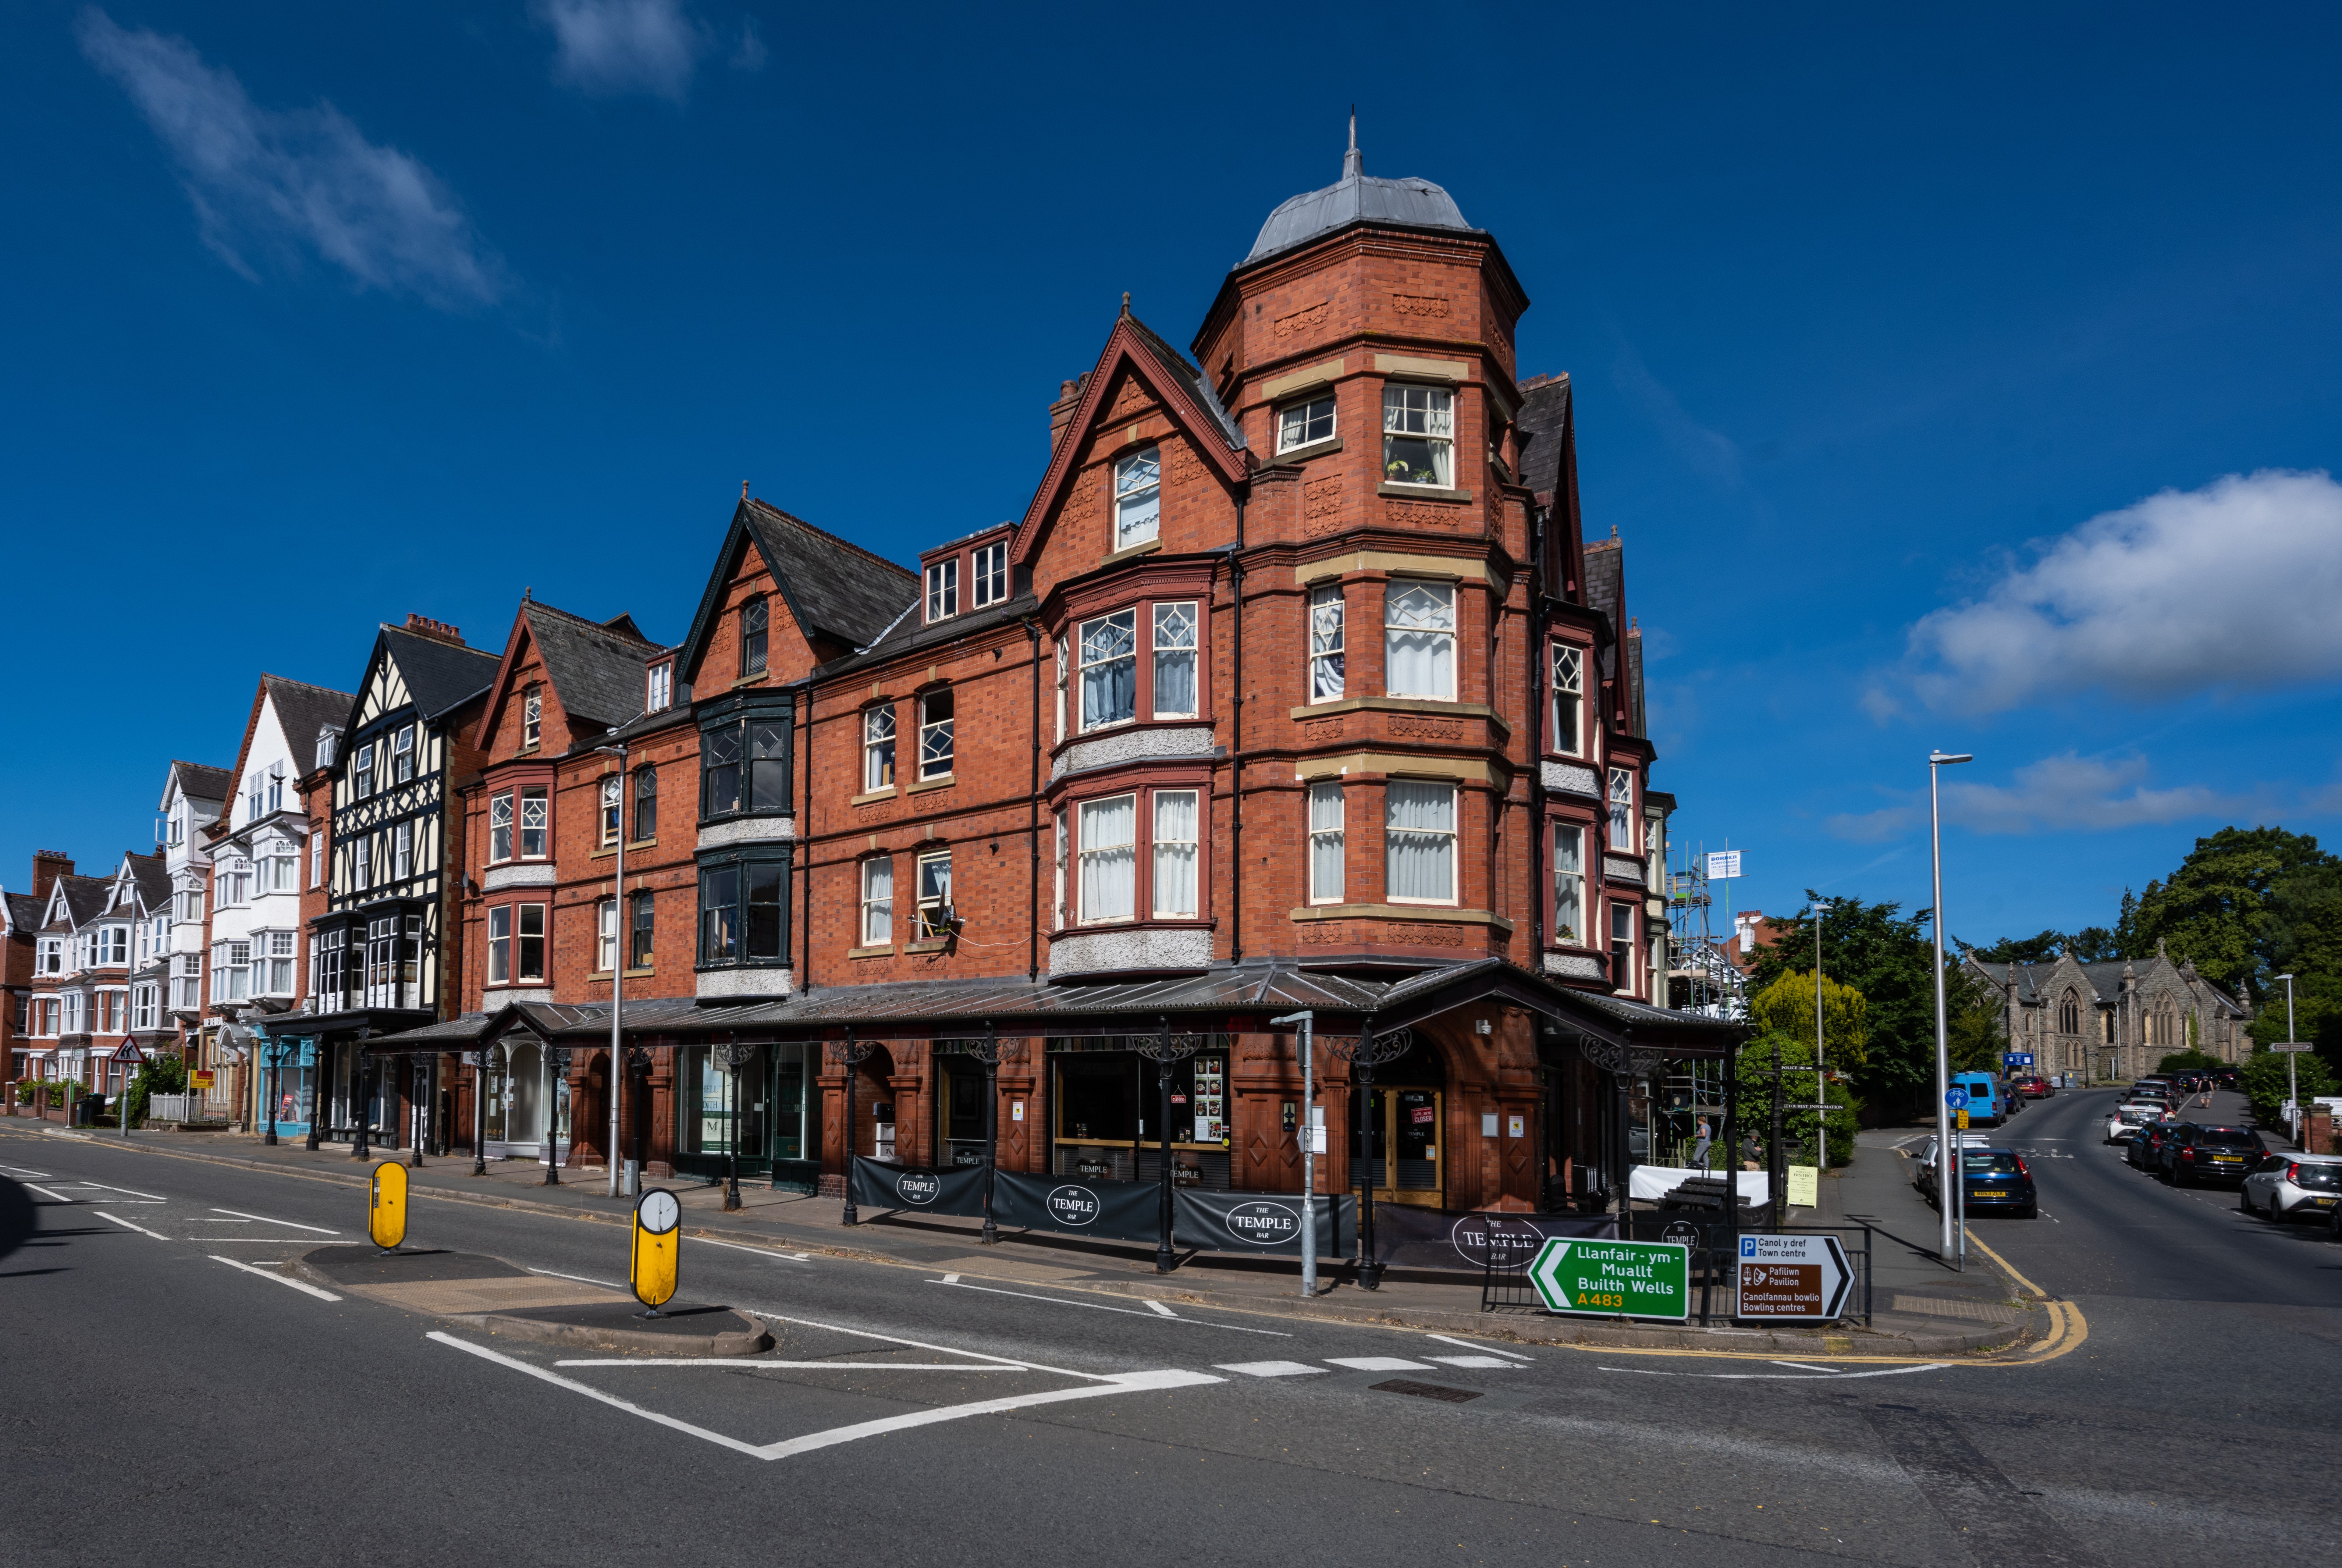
[401,613,466,647]
[32,850,72,899]
[1049,373,1090,455]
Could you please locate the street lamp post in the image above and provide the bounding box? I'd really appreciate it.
[1812,900,1832,1184]
[596,743,629,1198]
[716,1037,747,1210]
[2275,973,2299,1149]
[1929,749,1973,1270]
[964,1027,1005,1245]
[1331,1021,1413,1291]
[1135,1020,1202,1274]
[1269,1010,1319,1300]
[836,1029,877,1225]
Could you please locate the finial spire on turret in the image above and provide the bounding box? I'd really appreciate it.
[1343,106,1362,180]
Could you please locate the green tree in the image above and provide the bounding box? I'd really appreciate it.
[2129,826,2336,1000]
[1725,1031,1859,1169]
[1968,930,2066,966]
[1748,970,1870,1071]
[2239,1046,2338,1125]
[124,1053,188,1129]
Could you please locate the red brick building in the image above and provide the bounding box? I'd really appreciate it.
[379,131,1736,1214]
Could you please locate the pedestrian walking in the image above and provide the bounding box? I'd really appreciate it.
[1692,1115,1712,1172]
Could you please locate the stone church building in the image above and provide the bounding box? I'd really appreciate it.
[1967,941,2251,1084]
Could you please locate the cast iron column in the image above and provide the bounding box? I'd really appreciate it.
[1135,1019,1201,1274]
[409,1057,425,1168]
[718,1038,746,1210]
[263,1045,281,1147]
[838,1030,874,1225]
[1332,1020,1411,1291]
[304,1039,322,1151]
[351,1036,371,1160]
[966,1027,1005,1245]
[471,1047,490,1177]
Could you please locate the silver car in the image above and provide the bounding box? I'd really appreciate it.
[2104,1103,2162,1144]
[2239,1152,2342,1221]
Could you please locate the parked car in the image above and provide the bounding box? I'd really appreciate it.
[2014,1075,2055,1099]
[1950,1071,2004,1127]
[2129,1119,2184,1171]
[2105,1103,2161,1143]
[2157,1123,2263,1186]
[2214,1067,2241,1089]
[2240,1152,2342,1220]
[1920,1146,2038,1218]
[1910,1132,1991,1189]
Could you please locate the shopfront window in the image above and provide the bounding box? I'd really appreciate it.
[1046,1038,1232,1187]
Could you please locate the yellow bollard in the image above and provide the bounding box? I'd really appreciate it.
[369,1160,409,1252]
[631,1188,680,1317]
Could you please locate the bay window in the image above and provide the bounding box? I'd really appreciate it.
[1551,643,1584,755]
[220,860,252,906]
[1152,792,1198,918]
[1608,768,1634,851]
[697,855,789,967]
[919,690,954,779]
[973,541,1007,608]
[1278,392,1336,453]
[1114,447,1160,549]
[488,906,512,983]
[1381,384,1453,487]
[262,932,296,995]
[1610,903,1637,993]
[925,558,959,622]
[698,717,788,818]
[1078,795,1136,924]
[519,787,548,857]
[489,792,513,862]
[1552,823,1586,945]
[1152,604,1197,718]
[1385,582,1455,699]
[915,852,953,940]
[700,866,737,963]
[862,707,896,791]
[860,857,893,946]
[740,597,768,676]
[1308,784,1345,904]
[1309,585,1345,701]
[517,904,546,982]
[214,940,252,1002]
[1386,781,1457,904]
[634,766,658,839]
[263,847,299,892]
[1078,608,1137,730]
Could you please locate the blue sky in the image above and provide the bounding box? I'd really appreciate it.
[6,2,2341,949]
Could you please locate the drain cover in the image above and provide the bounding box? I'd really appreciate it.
[1369,1379,1482,1404]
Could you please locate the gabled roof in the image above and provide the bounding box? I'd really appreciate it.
[124,854,170,913]
[673,498,919,683]
[162,761,232,808]
[1010,312,1251,569]
[46,875,111,931]
[266,675,357,760]
[3,891,40,937]
[377,626,501,723]
[1515,374,1573,498]
[1584,533,1624,686]
[515,599,664,730]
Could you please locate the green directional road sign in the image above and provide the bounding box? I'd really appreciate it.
[1527,1237,1690,1320]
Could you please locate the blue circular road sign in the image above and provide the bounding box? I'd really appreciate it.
[1945,1088,1969,1109]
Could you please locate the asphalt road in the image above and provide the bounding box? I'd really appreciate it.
[4,1108,2337,1568]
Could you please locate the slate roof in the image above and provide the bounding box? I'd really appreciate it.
[126,856,170,913]
[265,676,356,758]
[1515,375,1573,499]
[170,762,233,803]
[742,499,920,648]
[818,590,1042,682]
[380,626,502,721]
[1584,536,1624,685]
[1124,315,1246,451]
[47,875,111,930]
[4,892,41,934]
[1243,133,1475,268]
[524,600,664,730]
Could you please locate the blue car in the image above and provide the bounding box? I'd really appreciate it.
[1950,1071,2003,1127]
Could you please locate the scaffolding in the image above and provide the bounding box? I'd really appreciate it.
[1666,842,1748,1024]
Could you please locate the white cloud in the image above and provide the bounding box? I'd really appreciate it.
[731,18,767,72]
[1904,469,2342,713]
[78,10,504,307]
[536,0,710,100]
[1828,751,2254,840]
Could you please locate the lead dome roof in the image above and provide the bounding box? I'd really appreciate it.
[1241,122,1475,268]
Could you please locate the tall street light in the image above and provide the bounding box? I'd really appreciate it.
[596,743,629,1198]
[1929,749,1973,1269]
[2275,973,2298,1149]
[1813,901,1832,1179]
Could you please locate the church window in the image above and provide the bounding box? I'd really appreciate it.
[2059,993,2079,1034]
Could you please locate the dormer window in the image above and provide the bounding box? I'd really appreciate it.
[925,558,959,622]
[740,597,768,677]
[521,689,542,750]
[1115,447,1160,549]
[317,728,340,770]
[973,542,1007,608]
[1382,385,1453,487]
[646,662,672,713]
[1278,393,1336,453]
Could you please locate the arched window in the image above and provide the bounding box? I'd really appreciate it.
[633,766,657,840]
[2059,992,2079,1035]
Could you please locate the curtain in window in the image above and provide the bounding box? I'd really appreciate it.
[1552,823,1584,944]
[1384,583,1454,698]
[1385,782,1455,902]
[1080,796,1137,922]
[861,858,892,945]
[1152,603,1197,717]
[1608,768,1633,850]
[1308,784,1345,902]
[1080,611,1137,729]
[1115,448,1160,547]
[1309,586,1345,701]
[1152,791,1198,917]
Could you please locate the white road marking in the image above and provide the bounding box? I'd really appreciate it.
[212,1208,340,1234]
[1770,1361,1841,1372]
[1325,1356,1435,1372]
[555,1359,1026,1371]
[1599,1362,1951,1381]
[1215,1360,1326,1377]
[1424,1333,1531,1361]
[22,1182,75,1203]
[209,1238,365,1245]
[1426,1355,1517,1369]
[94,1210,170,1240]
[209,1256,342,1301]
[430,1332,1219,1460]
[939,1273,960,1284]
[692,1236,813,1262]
[743,1310,1113,1383]
[0,1163,53,1178]
[926,1278,1292,1336]
[59,1181,167,1201]
[1144,1298,1178,1317]
[528,1267,625,1288]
